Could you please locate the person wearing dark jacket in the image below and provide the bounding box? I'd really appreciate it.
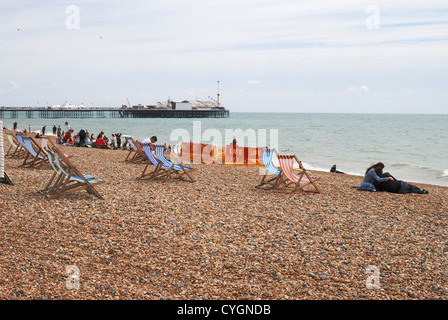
[372,165,428,194]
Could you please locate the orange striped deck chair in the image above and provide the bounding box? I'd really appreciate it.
[276,155,320,193]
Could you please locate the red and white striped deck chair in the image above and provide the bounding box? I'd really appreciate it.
[276,155,320,193]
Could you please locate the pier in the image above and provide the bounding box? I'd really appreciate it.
[0,108,229,119]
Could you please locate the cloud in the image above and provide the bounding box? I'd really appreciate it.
[345,85,370,95]
[0,81,19,95]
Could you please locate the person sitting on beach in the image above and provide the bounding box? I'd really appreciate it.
[110,134,117,149]
[142,136,157,149]
[77,129,87,147]
[357,162,393,192]
[62,129,74,144]
[94,134,109,149]
[330,164,345,174]
[142,135,157,144]
[85,133,93,147]
[56,132,63,145]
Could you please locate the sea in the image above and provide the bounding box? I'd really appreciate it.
[2,113,447,187]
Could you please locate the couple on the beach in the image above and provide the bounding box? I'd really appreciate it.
[358,162,428,194]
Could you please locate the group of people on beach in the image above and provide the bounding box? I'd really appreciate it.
[56,125,127,150]
[53,122,164,151]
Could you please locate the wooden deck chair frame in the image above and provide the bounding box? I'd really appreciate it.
[154,144,195,182]
[46,147,104,199]
[5,131,26,158]
[17,134,49,168]
[138,143,171,181]
[255,147,283,190]
[124,137,146,163]
[275,155,320,193]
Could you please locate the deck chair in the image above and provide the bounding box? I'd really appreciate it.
[124,137,146,163]
[138,143,172,181]
[40,147,94,194]
[276,155,320,193]
[18,134,49,168]
[5,131,26,158]
[46,147,104,199]
[255,148,283,190]
[153,144,195,182]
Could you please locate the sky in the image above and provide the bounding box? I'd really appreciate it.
[1,0,447,113]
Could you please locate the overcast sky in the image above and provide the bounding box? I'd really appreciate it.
[1,0,447,113]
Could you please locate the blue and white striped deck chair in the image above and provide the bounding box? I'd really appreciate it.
[255,148,283,190]
[154,144,195,182]
[41,149,94,194]
[47,147,104,199]
[138,143,171,180]
[19,135,49,168]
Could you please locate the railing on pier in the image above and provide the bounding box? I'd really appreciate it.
[0,109,230,119]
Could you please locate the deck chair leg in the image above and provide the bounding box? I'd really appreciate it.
[0,172,14,185]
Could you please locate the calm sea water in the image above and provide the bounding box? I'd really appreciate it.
[3,113,448,187]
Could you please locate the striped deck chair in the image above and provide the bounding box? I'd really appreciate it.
[255,147,283,190]
[276,155,320,193]
[18,134,49,168]
[138,143,171,180]
[154,144,195,182]
[5,131,26,158]
[40,148,94,194]
[46,147,104,199]
[124,137,146,163]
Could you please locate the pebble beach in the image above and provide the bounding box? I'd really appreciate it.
[1,133,448,300]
